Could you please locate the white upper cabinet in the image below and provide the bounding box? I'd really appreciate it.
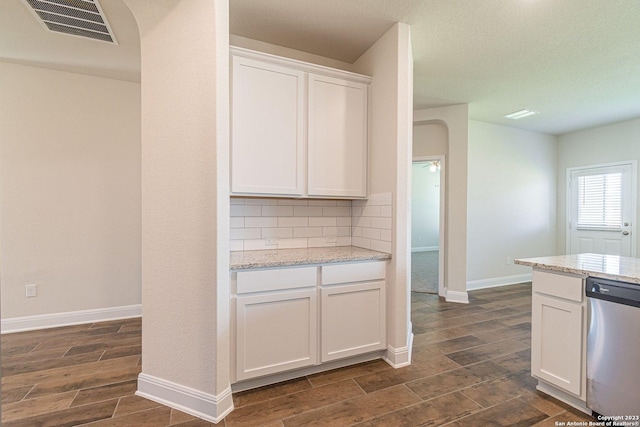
[230,47,371,199]
[231,56,305,196]
[308,74,368,198]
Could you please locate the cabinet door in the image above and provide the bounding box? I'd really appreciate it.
[231,56,305,196]
[321,281,385,362]
[236,289,317,381]
[531,293,583,396]
[307,74,368,198]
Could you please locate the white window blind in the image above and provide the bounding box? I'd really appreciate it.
[577,172,622,229]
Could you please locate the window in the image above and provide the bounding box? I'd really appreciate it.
[577,172,622,229]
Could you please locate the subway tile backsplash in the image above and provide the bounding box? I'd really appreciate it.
[230,193,392,253]
[230,198,351,251]
[352,192,393,253]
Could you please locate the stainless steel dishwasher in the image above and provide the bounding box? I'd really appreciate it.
[586,276,640,416]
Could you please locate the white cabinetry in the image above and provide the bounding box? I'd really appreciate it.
[321,261,386,362]
[234,266,317,381]
[236,289,317,381]
[230,47,371,199]
[231,56,305,196]
[307,74,368,198]
[531,270,586,399]
[231,260,387,385]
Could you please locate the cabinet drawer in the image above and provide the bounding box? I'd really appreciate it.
[237,266,317,294]
[321,261,386,285]
[533,270,584,302]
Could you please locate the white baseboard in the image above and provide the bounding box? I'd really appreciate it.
[407,322,414,365]
[411,246,439,252]
[137,373,234,424]
[1,304,142,334]
[383,338,412,368]
[445,290,469,304]
[466,273,532,291]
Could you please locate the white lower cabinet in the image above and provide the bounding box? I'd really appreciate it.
[321,281,385,362]
[531,270,586,400]
[232,260,387,384]
[236,289,317,381]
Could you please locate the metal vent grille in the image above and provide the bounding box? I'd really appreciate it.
[22,0,117,44]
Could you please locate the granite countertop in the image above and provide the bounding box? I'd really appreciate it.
[230,246,391,270]
[515,253,640,284]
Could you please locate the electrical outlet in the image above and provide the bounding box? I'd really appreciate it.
[26,284,37,298]
[506,256,512,265]
[266,237,278,246]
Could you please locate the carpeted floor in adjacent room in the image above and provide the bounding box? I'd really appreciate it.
[411,250,439,294]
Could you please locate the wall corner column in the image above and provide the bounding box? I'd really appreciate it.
[122,0,232,422]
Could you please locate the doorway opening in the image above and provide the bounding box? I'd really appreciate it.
[411,156,445,296]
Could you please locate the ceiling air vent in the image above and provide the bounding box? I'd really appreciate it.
[22,0,117,44]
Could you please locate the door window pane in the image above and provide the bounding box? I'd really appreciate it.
[577,173,622,229]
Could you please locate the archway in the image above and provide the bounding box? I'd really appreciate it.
[413,104,469,304]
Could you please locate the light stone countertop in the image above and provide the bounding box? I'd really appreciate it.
[230,246,391,270]
[515,253,640,284]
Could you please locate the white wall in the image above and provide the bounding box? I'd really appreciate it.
[411,163,440,250]
[230,35,355,72]
[413,122,448,158]
[557,118,640,254]
[353,23,413,367]
[0,62,141,321]
[123,0,232,422]
[467,121,557,288]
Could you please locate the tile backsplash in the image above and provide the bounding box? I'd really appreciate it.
[352,193,393,254]
[230,193,392,253]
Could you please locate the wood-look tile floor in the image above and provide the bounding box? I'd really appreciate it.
[1,283,597,426]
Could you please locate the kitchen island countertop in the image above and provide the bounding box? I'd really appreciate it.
[231,245,391,270]
[515,253,640,284]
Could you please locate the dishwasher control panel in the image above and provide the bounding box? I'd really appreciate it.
[586,277,640,308]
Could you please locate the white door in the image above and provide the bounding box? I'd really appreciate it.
[231,56,305,196]
[568,162,635,256]
[320,281,385,362]
[307,74,368,198]
[236,289,317,380]
[531,293,584,396]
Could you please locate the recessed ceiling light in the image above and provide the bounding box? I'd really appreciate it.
[504,109,539,120]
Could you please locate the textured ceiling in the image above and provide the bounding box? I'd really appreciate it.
[229,0,420,63]
[230,0,640,135]
[2,0,640,135]
[406,0,640,135]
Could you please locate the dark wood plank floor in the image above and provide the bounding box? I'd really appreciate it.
[1,283,596,426]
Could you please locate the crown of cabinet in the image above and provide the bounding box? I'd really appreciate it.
[230,47,371,199]
[230,47,372,84]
